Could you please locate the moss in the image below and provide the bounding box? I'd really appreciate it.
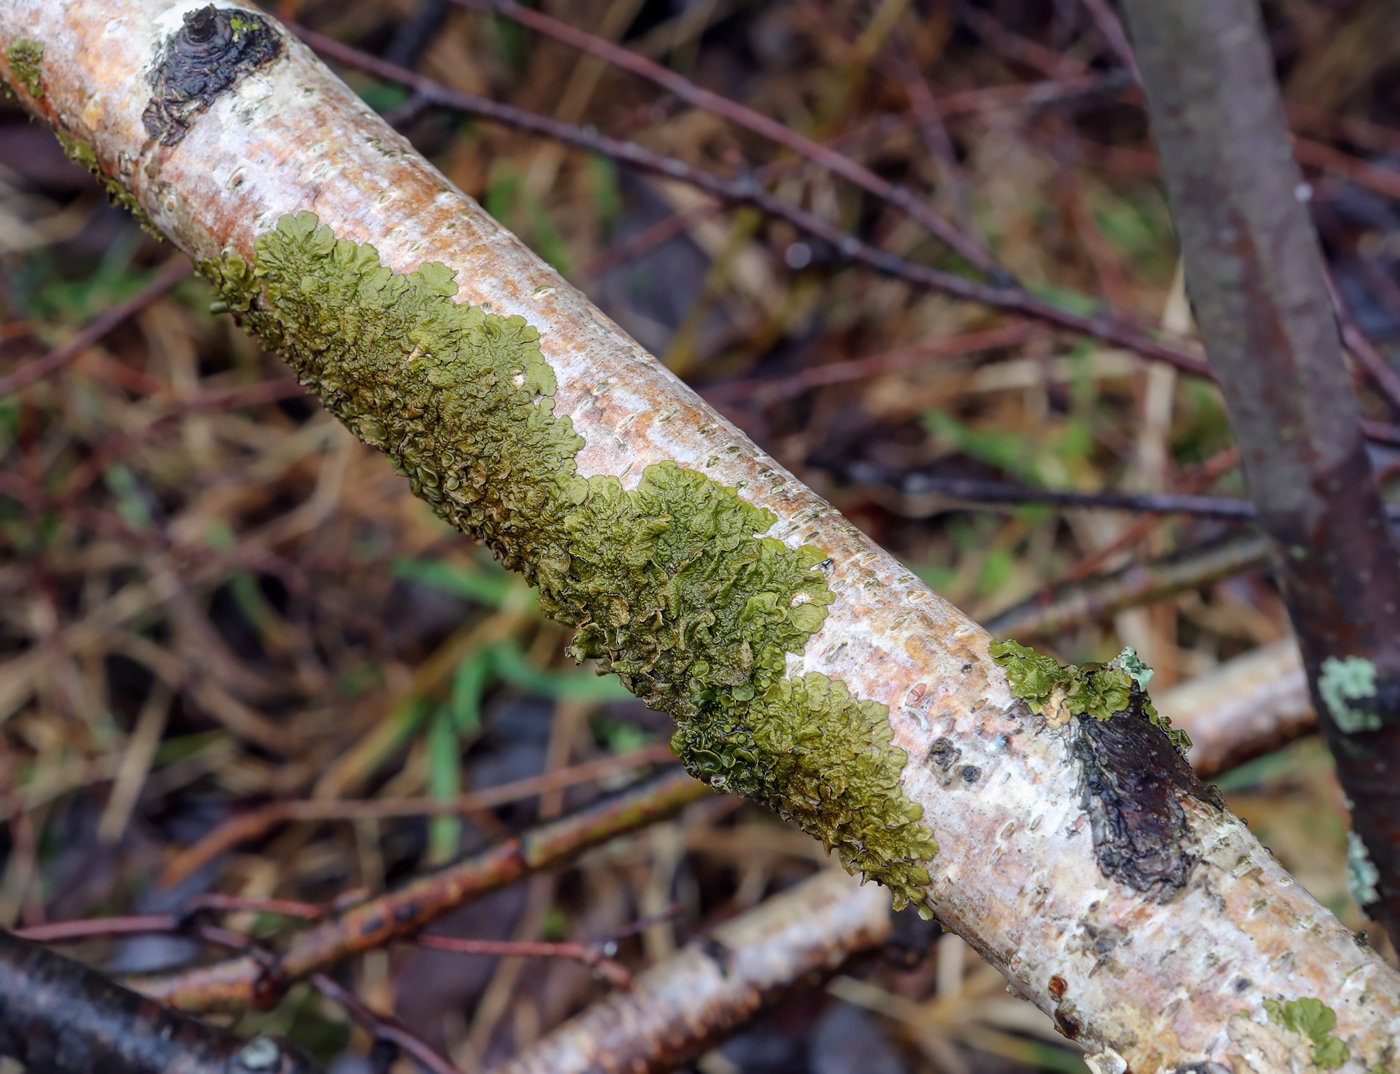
[1263,997,1349,1069]
[200,211,938,908]
[6,40,44,99]
[990,640,1190,753]
[54,132,163,240]
[1319,655,1382,733]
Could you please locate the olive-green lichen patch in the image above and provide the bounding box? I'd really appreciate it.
[7,40,44,99]
[989,640,1190,753]
[199,211,938,907]
[54,132,163,240]
[1263,997,1349,1069]
[1319,655,1383,734]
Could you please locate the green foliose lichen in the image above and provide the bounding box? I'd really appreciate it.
[1263,997,1350,1069]
[54,132,163,240]
[6,40,44,99]
[200,211,938,906]
[990,639,1191,753]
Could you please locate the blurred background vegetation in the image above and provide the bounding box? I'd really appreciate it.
[2,0,1398,1070]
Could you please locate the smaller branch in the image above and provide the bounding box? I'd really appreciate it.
[0,929,325,1074]
[311,973,459,1074]
[489,869,890,1074]
[0,259,190,397]
[887,475,1266,519]
[1326,271,1400,417]
[416,934,631,990]
[135,769,710,1013]
[703,324,1039,405]
[984,533,1272,640]
[1077,0,1141,81]
[160,743,677,887]
[15,914,258,955]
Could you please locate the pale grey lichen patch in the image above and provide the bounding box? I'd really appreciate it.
[1347,830,1380,908]
[198,211,940,909]
[1112,646,1154,690]
[1319,655,1382,733]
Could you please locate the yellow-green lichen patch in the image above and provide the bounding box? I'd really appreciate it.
[6,40,44,99]
[990,640,1190,752]
[1263,997,1349,1069]
[54,132,162,240]
[200,211,938,908]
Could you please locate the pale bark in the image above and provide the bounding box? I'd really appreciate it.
[2,3,1398,1070]
[491,869,891,1074]
[1160,641,1314,777]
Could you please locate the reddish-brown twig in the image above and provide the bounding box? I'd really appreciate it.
[416,934,631,990]
[0,258,190,397]
[312,973,460,1074]
[134,769,709,1013]
[14,913,257,955]
[1325,271,1400,417]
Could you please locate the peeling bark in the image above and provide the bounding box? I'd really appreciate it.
[3,3,1399,1069]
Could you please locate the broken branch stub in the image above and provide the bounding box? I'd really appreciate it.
[2,2,1398,1069]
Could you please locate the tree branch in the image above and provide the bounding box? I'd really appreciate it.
[4,4,1397,1069]
[0,928,324,1074]
[489,869,891,1074]
[1122,0,1400,938]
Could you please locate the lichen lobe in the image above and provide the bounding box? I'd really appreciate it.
[143,5,283,147]
[6,40,44,99]
[54,133,163,239]
[200,211,938,907]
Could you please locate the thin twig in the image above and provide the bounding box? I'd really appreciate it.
[0,258,190,397]
[704,323,1039,405]
[312,973,460,1074]
[884,474,1262,519]
[1325,270,1400,417]
[14,914,258,954]
[416,934,631,989]
[450,0,998,273]
[984,533,1271,640]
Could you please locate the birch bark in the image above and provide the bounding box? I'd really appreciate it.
[2,3,1398,1070]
